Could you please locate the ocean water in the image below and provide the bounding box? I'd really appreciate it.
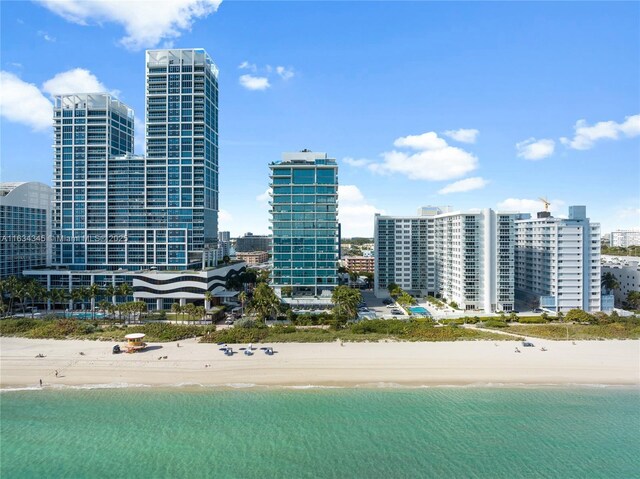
[1,387,639,478]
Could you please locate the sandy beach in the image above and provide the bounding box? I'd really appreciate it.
[1,336,638,389]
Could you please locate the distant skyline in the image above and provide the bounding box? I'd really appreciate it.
[1,1,639,237]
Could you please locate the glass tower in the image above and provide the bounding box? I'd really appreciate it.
[145,49,219,267]
[51,94,134,269]
[270,151,339,297]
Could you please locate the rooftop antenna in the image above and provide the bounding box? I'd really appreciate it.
[539,197,550,212]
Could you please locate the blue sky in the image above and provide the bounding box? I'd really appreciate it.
[1,1,638,237]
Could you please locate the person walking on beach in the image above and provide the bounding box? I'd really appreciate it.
[55,370,58,377]
[39,379,43,387]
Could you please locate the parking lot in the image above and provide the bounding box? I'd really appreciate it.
[359,290,408,319]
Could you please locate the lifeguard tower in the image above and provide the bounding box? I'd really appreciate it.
[124,333,147,353]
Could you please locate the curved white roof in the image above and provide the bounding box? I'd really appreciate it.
[125,333,146,339]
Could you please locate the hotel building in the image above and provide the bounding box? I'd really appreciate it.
[23,48,243,309]
[343,255,375,274]
[609,230,640,248]
[235,233,271,253]
[514,206,604,312]
[375,207,516,313]
[270,151,339,298]
[50,94,135,268]
[0,182,52,279]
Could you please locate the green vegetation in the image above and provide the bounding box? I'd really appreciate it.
[426,296,446,308]
[0,319,210,342]
[200,319,515,343]
[248,283,281,322]
[481,310,640,340]
[505,321,640,340]
[331,286,363,327]
[601,245,640,256]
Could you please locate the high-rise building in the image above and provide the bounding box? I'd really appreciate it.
[515,206,603,312]
[145,48,220,267]
[270,150,339,298]
[609,230,640,248]
[434,209,515,313]
[375,214,436,295]
[0,182,52,279]
[374,207,515,313]
[51,94,134,268]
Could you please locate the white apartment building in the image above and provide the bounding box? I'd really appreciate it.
[515,206,603,313]
[610,230,640,247]
[601,255,640,307]
[374,207,516,313]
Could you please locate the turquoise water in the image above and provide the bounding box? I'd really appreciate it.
[409,306,430,315]
[65,312,106,319]
[2,387,639,478]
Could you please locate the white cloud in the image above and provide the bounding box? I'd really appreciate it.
[37,30,56,42]
[497,198,566,215]
[239,74,270,91]
[393,131,448,150]
[276,66,294,80]
[516,137,555,160]
[560,114,640,150]
[342,157,372,168]
[438,177,488,194]
[346,131,478,181]
[338,185,384,238]
[256,188,271,203]
[1,68,115,133]
[238,61,257,72]
[42,68,116,97]
[443,128,479,144]
[0,71,52,131]
[36,0,221,50]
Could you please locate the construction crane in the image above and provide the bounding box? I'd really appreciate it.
[539,197,550,212]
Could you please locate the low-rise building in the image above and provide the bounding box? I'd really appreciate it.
[601,255,640,308]
[344,255,375,273]
[610,230,640,247]
[236,251,269,265]
[235,232,271,253]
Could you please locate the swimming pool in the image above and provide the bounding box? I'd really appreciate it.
[65,312,106,320]
[409,307,430,316]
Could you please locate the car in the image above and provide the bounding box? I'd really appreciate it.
[391,309,402,314]
[386,304,397,308]
[522,341,535,347]
[382,299,393,305]
[391,311,402,315]
[533,308,543,313]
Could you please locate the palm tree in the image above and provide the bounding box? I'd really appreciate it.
[238,291,247,316]
[104,284,118,306]
[204,290,213,310]
[24,281,44,318]
[6,276,21,315]
[171,302,182,321]
[601,272,620,295]
[118,283,133,303]
[331,286,362,327]
[184,303,196,321]
[88,283,102,320]
[249,283,281,323]
[195,305,206,321]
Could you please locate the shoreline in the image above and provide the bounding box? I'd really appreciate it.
[2,337,639,390]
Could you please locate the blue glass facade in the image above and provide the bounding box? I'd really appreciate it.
[51,94,134,269]
[270,152,339,296]
[145,49,219,267]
